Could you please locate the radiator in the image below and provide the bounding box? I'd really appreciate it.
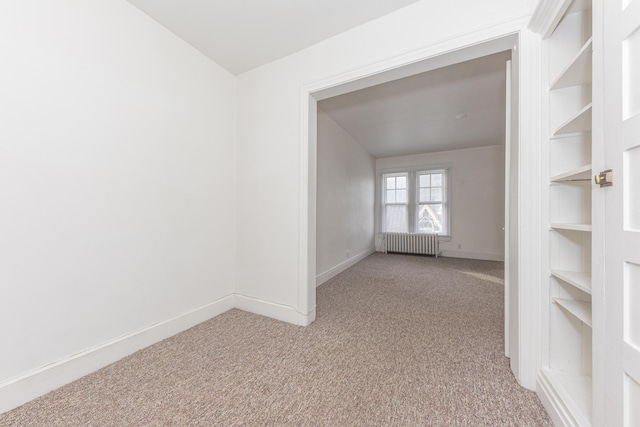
[382,232,440,257]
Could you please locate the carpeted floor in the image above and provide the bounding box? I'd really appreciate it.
[0,253,552,426]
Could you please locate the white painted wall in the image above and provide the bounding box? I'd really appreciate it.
[316,109,375,286]
[0,0,236,409]
[236,0,533,318]
[376,146,506,261]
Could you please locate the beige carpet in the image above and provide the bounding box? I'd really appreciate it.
[0,253,551,426]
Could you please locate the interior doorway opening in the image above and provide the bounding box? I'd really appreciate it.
[316,50,511,276]
[301,31,526,383]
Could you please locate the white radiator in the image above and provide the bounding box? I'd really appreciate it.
[382,232,440,257]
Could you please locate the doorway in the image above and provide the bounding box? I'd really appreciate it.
[299,29,543,390]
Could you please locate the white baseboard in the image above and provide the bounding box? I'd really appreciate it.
[0,295,235,415]
[440,250,504,261]
[234,294,315,326]
[316,247,374,287]
[536,369,583,427]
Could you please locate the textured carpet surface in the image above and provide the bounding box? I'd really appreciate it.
[1,254,551,426]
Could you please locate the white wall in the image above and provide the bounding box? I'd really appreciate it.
[316,109,375,285]
[236,0,534,319]
[0,0,236,410]
[376,146,505,261]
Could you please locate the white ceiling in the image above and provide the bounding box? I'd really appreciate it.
[126,1,511,159]
[126,0,420,75]
[318,51,511,159]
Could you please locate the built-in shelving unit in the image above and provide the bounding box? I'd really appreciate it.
[539,0,595,424]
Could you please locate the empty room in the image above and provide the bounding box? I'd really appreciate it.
[1,0,638,426]
[310,50,551,424]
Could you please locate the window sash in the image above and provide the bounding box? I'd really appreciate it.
[417,169,448,234]
[418,171,444,203]
[382,173,407,233]
[384,174,408,205]
[384,204,408,232]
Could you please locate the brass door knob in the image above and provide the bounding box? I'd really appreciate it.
[595,169,613,187]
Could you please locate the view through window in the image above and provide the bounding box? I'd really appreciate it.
[382,168,449,235]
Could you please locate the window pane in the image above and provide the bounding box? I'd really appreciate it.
[386,190,396,203]
[419,174,430,187]
[396,189,407,203]
[418,204,444,233]
[385,205,408,232]
[431,173,443,187]
[431,204,443,217]
[431,188,443,202]
[396,176,407,189]
[386,177,395,190]
[419,188,429,202]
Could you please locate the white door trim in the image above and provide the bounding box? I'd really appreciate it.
[513,27,543,390]
[505,58,512,359]
[298,16,542,390]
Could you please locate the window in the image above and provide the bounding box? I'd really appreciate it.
[381,168,449,235]
[383,173,408,232]
[418,171,446,234]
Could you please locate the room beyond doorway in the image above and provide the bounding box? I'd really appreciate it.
[300,27,543,390]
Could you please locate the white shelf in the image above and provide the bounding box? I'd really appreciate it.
[542,369,592,427]
[566,0,592,14]
[551,269,592,294]
[553,103,593,135]
[554,298,592,327]
[551,38,593,90]
[549,131,591,140]
[550,164,592,182]
[551,223,592,232]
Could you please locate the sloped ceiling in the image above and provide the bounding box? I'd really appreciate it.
[126,1,511,159]
[126,0,420,75]
[318,51,511,159]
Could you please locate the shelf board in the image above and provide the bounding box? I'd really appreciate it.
[549,131,591,140]
[550,223,592,232]
[554,298,592,327]
[550,164,592,182]
[551,269,592,294]
[541,369,592,427]
[553,103,593,136]
[566,0,592,14]
[551,38,593,90]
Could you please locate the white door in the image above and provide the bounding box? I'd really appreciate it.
[604,0,640,424]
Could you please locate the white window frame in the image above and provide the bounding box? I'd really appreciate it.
[378,165,451,237]
[381,172,409,233]
[416,169,449,235]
